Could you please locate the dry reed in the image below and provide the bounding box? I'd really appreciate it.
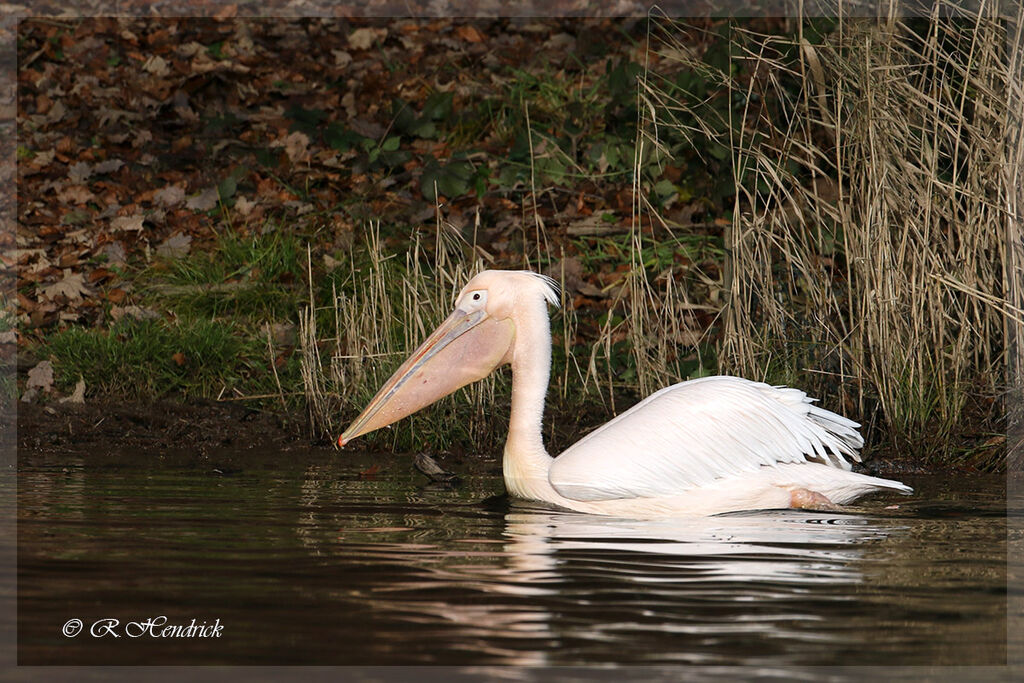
[645,1,1021,459]
[300,218,491,447]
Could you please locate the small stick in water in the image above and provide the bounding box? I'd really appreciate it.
[414,453,460,484]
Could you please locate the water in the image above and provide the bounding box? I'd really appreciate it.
[17,447,1008,667]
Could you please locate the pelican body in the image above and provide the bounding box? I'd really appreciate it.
[339,270,911,517]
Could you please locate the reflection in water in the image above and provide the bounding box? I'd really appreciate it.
[17,449,1007,666]
[502,504,894,582]
[328,503,907,666]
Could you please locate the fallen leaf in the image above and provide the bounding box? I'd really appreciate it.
[154,184,186,207]
[358,464,381,478]
[544,33,575,51]
[68,161,92,184]
[413,453,459,483]
[265,322,296,347]
[110,305,161,322]
[62,211,91,228]
[40,270,91,301]
[93,159,124,175]
[30,149,55,168]
[348,27,387,51]
[57,185,95,204]
[111,214,145,232]
[186,187,219,212]
[88,268,114,284]
[340,91,356,118]
[272,131,310,163]
[234,196,256,215]
[132,129,153,148]
[36,93,52,115]
[332,50,352,67]
[60,377,86,404]
[101,241,127,265]
[143,54,170,76]
[26,360,54,391]
[98,107,143,128]
[172,351,186,366]
[43,100,66,125]
[181,90,202,123]
[213,3,238,19]
[349,119,384,139]
[455,25,485,43]
[156,232,192,258]
[17,292,38,312]
[177,41,204,59]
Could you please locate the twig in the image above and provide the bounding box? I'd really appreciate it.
[217,392,304,402]
[413,453,460,484]
[266,326,288,410]
[150,282,271,295]
[566,224,630,237]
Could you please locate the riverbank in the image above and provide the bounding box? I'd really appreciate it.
[12,12,1014,471]
[17,396,965,479]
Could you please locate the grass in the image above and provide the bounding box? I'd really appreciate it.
[0,300,16,403]
[143,227,306,321]
[47,317,271,400]
[41,223,307,404]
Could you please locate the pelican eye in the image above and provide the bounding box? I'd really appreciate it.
[462,289,487,311]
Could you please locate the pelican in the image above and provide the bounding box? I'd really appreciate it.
[338,270,912,517]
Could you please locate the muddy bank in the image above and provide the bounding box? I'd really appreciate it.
[13,398,503,484]
[13,396,941,480]
[16,399,311,456]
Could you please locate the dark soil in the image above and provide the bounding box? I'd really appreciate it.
[16,397,311,456]
[13,398,504,484]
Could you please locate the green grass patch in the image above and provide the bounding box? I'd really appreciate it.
[47,317,260,399]
[0,304,15,403]
[35,223,310,405]
[45,315,299,402]
[144,227,306,321]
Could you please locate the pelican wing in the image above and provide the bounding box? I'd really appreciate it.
[548,376,865,502]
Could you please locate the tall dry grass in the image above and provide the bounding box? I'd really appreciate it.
[299,214,594,452]
[300,219,493,449]
[646,1,1021,459]
[1005,4,1024,470]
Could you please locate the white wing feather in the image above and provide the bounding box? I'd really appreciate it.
[549,376,867,502]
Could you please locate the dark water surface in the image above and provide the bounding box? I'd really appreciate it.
[17,447,1008,667]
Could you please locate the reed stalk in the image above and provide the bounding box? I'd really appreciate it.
[647,1,1020,460]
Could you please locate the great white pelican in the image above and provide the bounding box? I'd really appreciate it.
[338,270,911,517]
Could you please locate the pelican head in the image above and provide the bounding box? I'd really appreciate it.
[338,270,558,447]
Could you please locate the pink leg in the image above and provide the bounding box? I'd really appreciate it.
[789,488,840,511]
